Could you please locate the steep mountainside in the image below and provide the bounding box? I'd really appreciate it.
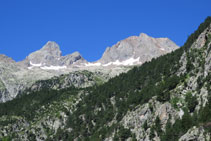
[0,55,24,102]
[0,33,178,103]
[0,17,210,141]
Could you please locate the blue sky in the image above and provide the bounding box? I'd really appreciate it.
[0,0,210,62]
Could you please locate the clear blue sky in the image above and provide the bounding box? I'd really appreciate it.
[0,0,210,62]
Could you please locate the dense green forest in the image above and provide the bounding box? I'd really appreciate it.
[0,17,210,140]
[0,87,80,124]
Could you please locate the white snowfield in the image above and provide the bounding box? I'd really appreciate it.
[28,57,141,70]
[40,66,67,70]
[30,61,42,67]
[85,57,141,67]
[28,65,67,70]
[160,48,165,51]
[28,61,67,70]
[104,57,141,66]
[85,62,102,67]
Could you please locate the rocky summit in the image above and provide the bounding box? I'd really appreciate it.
[18,41,87,69]
[97,33,178,65]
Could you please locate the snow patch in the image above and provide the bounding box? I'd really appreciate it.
[28,66,33,70]
[85,62,102,67]
[103,57,141,66]
[28,61,67,70]
[30,61,42,67]
[85,57,141,67]
[41,65,67,70]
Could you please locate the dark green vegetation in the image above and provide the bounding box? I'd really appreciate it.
[184,16,211,50]
[0,17,210,140]
[161,81,211,141]
[0,87,79,125]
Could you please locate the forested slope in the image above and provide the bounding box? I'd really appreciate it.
[0,17,210,141]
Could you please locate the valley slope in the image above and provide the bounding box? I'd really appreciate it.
[0,17,210,141]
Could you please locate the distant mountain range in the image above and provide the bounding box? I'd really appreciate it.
[0,33,178,102]
[17,33,178,69]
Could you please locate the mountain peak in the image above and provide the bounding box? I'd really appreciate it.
[71,51,81,57]
[139,33,150,38]
[139,33,170,41]
[98,33,179,64]
[42,41,60,50]
[0,54,16,63]
[22,41,62,66]
[40,41,61,56]
[18,42,87,69]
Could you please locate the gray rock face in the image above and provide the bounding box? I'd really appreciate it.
[0,55,22,102]
[27,71,108,92]
[60,51,87,66]
[121,98,178,141]
[27,41,62,65]
[179,127,210,141]
[0,54,16,64]
[98,33,179,64]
